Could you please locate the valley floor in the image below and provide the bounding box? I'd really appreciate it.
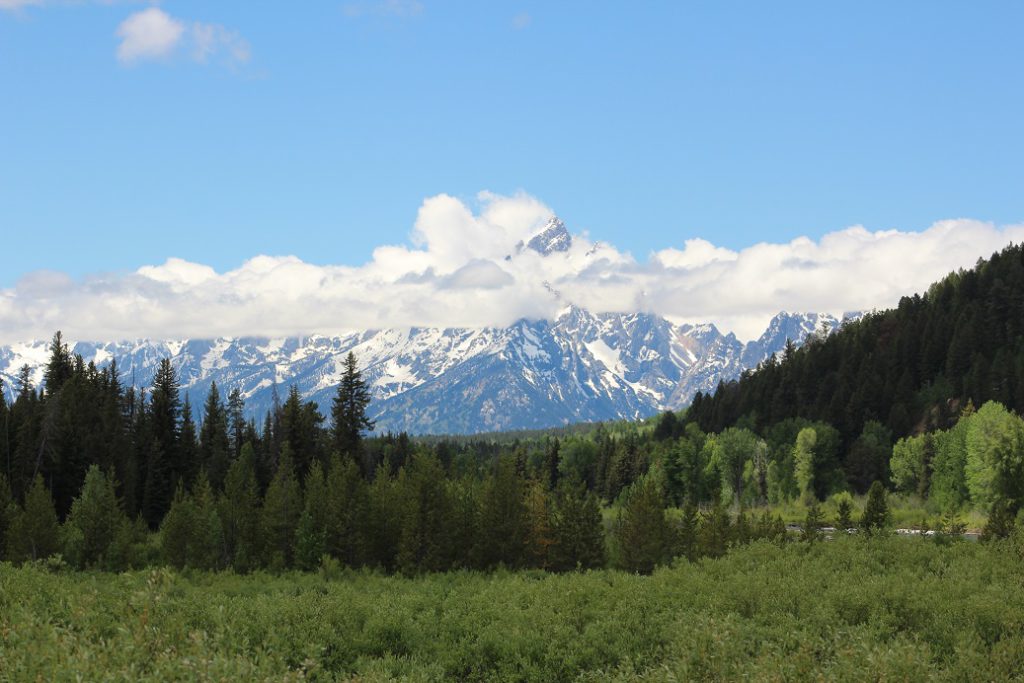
[2,535,1022,681]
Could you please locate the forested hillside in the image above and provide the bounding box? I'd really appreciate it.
[688,242,1024,443]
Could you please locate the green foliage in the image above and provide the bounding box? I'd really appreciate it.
[861,481,890,534]
[261,447,302,570]
[220,443,262,572]
[6,475,60,563]
[548,478,605,571]
[613,475,671,573]
[965,401,1024,514]
[8,537,1022,680]
[62,465,125,569]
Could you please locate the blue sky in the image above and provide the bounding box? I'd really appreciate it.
[2,0,1021,286]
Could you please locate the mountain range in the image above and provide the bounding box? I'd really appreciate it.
[0,307,851,434]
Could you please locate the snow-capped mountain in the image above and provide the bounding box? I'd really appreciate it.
[0,308,850,434]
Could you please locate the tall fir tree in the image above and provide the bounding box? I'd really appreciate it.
[199,381,231,490]
[331,352,375,472]
[6,474,59,562]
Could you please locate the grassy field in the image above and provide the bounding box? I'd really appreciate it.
[1,535,1022,681]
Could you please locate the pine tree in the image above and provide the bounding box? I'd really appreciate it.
[523,480,554,569]
[160,483,195,569]
[191,472,225,570]
[260,446,302,570]
[43,331,73,397]
[861,480,890,534]
[331,352,375,471]
[801,502,822,543]
[220,443,261,571]
[698,498,732,559]
[325,453,369,567]
[674,498,699,561]
[613,475,671,573]
[548,478,606,571]
[7,474,60,562]
[475,456,529,569]
[179,395,200,488]
[63,465,124,568]
[295,461,329,571]
[199,382,231,490]
[395,452,452,574]
[836,498,854,531]
[227,387,246,460]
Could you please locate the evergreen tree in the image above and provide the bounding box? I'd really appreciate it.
[801,502,823,543]
[43,331,73,397]
[260,446,302,569]
[846,420,892,494]
[179,395,199,487]
[219,443,261,571]
[523,480,554,569]
[7,474,60,562]
[613,475,671,573]
[836,498,854,531]
[698,498,732,559]
[861,480,890,534]
[325,453,368,567]
[543,437,561,491]
[199,382,231,490]
[192,472,225,570]
[160,483,195,569]
[475,456,529,569]
[331,352,375,471]
[295,461,329,571]
[395,453,453,574]
[674,498,699,561]
[227,387,246,460]
[63,465,124,569]
[548,478,605,571]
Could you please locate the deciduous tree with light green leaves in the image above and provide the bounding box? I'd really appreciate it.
[965,401,1024,514]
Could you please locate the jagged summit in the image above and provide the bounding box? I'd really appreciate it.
[525,216,572,255]
[0,309,835,435]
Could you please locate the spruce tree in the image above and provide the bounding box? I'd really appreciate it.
[325,453,368,567]
[191,471,225,570]
[63,465,124,568]
[7,474,60,562]
[331,352,375,470]
[261,446,302,570]
[43,331,73,397]
[523,480,554,569]
[227,387,246,460]
[160,483,195,569]
[199,382,231,490]
[861,480,890,534]
[475,456,529,569]
[220,443,261,571]
[613,475,671,573]
[801,502,823,543]
[295,460,329,571]
[548,478,606,571]
[395,452,452,574]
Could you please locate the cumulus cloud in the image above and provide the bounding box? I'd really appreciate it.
[1,191,1022,344]
[116,8,249,66]
[115,7,184,62]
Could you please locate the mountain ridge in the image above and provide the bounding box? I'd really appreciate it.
[0,308,852,434]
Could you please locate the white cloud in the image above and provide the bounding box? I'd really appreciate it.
[1,191,1022,344]
[115,8,249,66]
[115,7,184,63]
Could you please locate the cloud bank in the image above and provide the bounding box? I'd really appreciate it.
[1,191,1021,344]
